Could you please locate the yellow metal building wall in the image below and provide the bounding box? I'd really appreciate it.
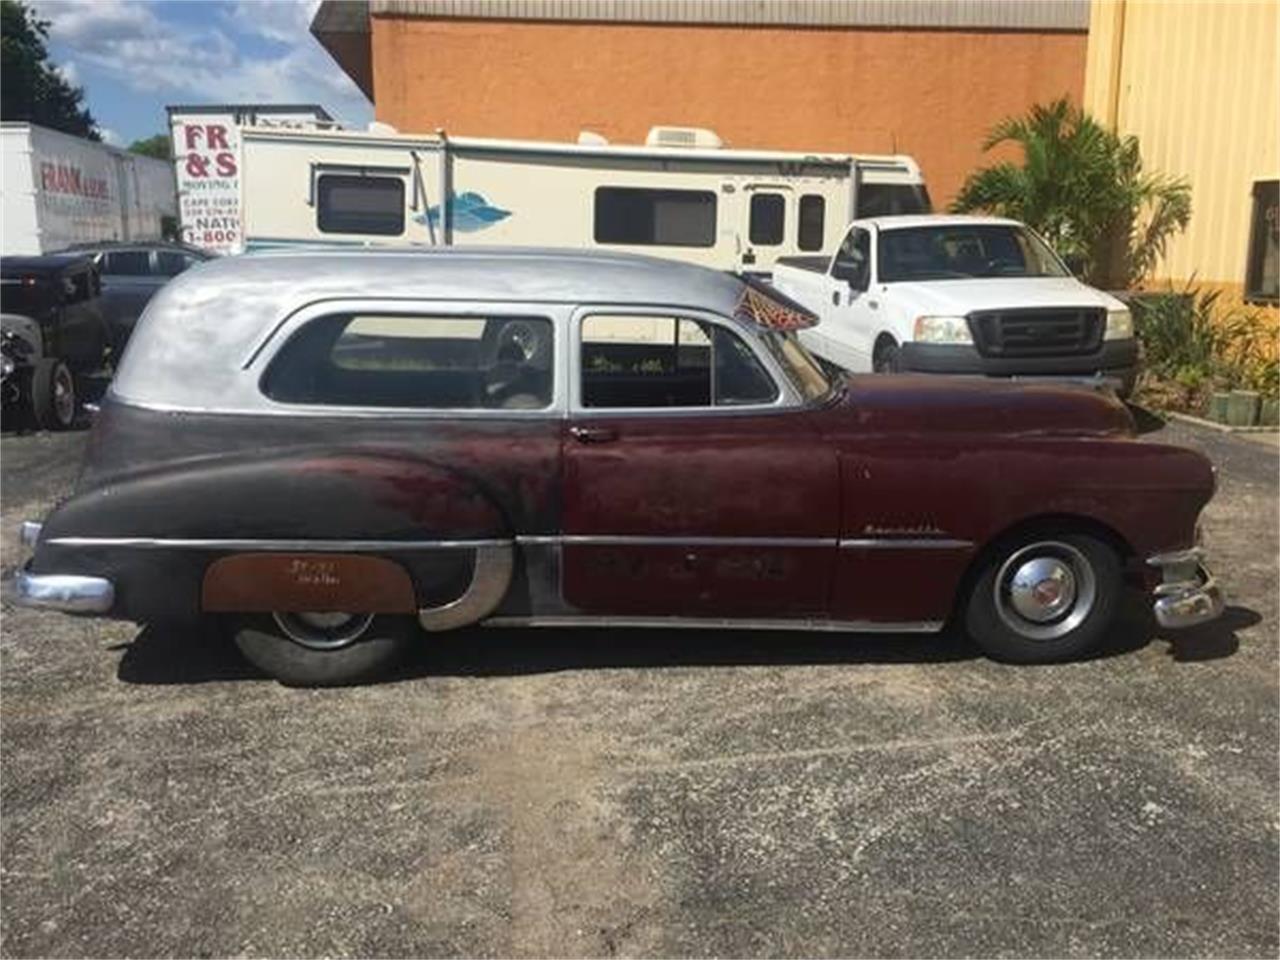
[1084,0,1278,295]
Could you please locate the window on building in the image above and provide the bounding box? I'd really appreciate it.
[264,313,554,409]
[102,251,151,276]
[580,314,776,409]
[316,175,405,236]
[798,195,825,251]
[593,188,717,247]
[1245,179,1278,304]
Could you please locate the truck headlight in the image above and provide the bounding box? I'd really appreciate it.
[1104,308,1134,340]
[914,316,973,344]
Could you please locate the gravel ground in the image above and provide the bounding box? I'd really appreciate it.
[0,416,1276,958]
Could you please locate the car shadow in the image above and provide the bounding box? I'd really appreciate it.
[1125,401,1167,435]
[115,592,1256,686]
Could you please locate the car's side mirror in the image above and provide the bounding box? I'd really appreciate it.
[1062,253,1087,277]
[832,256,868,292]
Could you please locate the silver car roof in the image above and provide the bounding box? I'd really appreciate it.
[110,247,749,411]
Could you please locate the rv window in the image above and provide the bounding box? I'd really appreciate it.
[580,314,776,408]
[856,183,932,218]
[317,175,405,236]
[263,313,554,410]
[798,195,825,251]
[593,188,716,247]
[749,194,785,246]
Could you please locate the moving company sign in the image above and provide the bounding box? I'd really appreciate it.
[171,112,243,254]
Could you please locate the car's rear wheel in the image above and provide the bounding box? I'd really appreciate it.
[963,533,1122,663]
[231,612,416,686]
[30,358,76,430]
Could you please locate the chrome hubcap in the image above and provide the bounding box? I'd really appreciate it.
[272,611,373,650]
[53,368,74,423]
[994,542,1096,641]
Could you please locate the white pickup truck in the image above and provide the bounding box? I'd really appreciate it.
[771,215,1138,396]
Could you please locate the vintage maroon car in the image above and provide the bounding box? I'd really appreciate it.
[16,249,1223,685]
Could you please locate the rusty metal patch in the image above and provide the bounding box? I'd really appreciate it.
[201,553,417,613]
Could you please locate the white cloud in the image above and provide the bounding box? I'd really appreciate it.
[99,127,122,146]
[33,0,371,127]
[55,59,78,87]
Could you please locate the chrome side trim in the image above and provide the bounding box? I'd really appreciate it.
[418,542,514,631]
[44,537,510,551]
[515,535,971,549]
[47,534,971,552]
[20,521,42,547]
[841,538,973,549]
[516,534,837,548]
[481,615,944,634]
[15,572,114,613]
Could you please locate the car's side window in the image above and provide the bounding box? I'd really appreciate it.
[155,252,193,278]
[263,313,554,410]
[102,251,150,276]
[580,314,777,409]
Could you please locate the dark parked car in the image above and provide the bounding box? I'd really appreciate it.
[59,241,212,352]
[16,249,1223,685]
[1,254,110,429]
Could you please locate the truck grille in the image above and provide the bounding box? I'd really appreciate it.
[968,308,1105,358]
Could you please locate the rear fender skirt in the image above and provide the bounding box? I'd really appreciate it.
[202,553,417,613]
[418,542,514,631]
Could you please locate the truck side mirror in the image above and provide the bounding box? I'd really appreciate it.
[1062,253,1087,277]
[832,256,868,292]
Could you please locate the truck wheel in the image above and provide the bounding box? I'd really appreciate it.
[963,533,1121,663]
[232,613,416,687]
[873,340,902,374]
[30,359,76,430]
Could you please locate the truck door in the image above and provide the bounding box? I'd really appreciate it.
[797,225,878,373]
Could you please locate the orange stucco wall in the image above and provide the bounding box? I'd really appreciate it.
[369,17,1087,205]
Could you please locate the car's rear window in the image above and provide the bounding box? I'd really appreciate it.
[263,313,554,410]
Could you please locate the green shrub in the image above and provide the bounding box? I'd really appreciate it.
[1131,282,1278,410]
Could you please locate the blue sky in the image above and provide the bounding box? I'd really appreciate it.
[32,0,373,146]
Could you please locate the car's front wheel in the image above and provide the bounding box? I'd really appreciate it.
[963,533,1122,663]
[231,612,416,686]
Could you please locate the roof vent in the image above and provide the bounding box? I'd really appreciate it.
[645,126,723,149]
[577,130,609,145]
[367,121,399,135]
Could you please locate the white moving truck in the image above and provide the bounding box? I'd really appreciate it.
[771,215,1139,396]
[1,122,177,255]
[168,109,930,274]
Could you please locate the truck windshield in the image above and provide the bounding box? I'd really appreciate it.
[878,224,1070,282]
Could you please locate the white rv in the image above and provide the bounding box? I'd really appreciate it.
[1,122,177,255]
[184,117,929,272]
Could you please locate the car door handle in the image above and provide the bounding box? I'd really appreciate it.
[831,290,841,305]
[570,426,617,444]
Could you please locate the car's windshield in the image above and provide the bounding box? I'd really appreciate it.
[878,224,1069,282]
[756,328,833,403]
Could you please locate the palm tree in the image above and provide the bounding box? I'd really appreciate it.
[951,98,1191,290]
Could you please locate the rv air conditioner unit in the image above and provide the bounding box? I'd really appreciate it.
[645,126,724,149]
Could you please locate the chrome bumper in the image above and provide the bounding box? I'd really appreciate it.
[15,570,115,613]
[1148,548,1224,629]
